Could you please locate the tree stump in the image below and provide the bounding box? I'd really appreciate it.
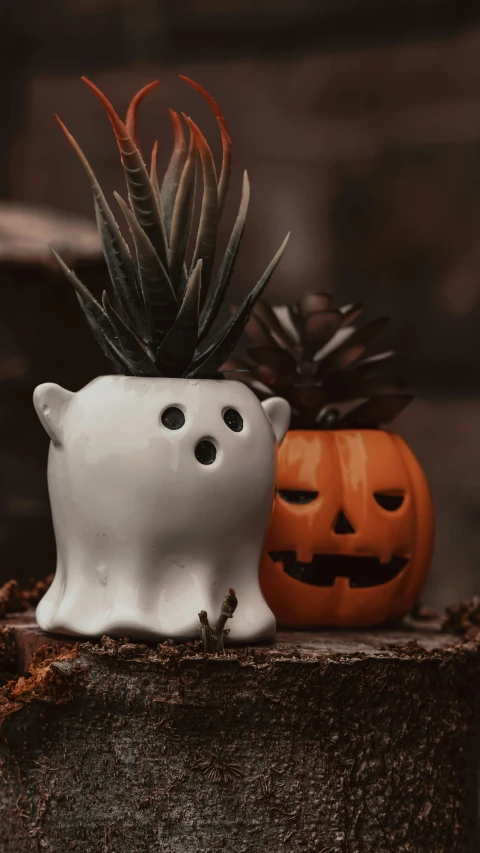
[0,612,479,853]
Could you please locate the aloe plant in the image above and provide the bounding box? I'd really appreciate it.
[52,76,289,378]
[225,293,412,429]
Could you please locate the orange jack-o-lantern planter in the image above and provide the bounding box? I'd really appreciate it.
[226,291,436,629]
[260,429,434,628]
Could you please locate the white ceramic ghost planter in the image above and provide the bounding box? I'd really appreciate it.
[40,76,292,641]
[34,376,290,642]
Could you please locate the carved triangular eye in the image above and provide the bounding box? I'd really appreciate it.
[374,492,404,511]
[279,490,318,504]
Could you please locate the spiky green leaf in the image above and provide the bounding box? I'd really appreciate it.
[55,116,146,339]
[102,292,159,376]
[114,192,177,350]
[125,80,159,152]
[191,233,290,377]
[82,77,169,272]
[156,260,202,376]
[188,118,219,305]
[199,170,250,340]
[189,297,254,378]
[179,75,232,216]
[150,140,161,204]
[161,110,187,239]
[76,295,127,373]
[50,245,130,372]
[168,124,197,296]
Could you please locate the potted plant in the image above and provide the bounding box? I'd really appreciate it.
[226,293,434,628]
[33,77,290,642]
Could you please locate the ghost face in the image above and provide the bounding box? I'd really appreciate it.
[33,376,290,641]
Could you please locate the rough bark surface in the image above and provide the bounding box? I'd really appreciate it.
[0,614,479,853]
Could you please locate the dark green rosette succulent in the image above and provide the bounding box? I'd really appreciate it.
[224,293,412,429]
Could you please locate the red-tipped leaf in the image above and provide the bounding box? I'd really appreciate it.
[125,80,159,150]
[156,260,202,376]
[55,115,146,338]
[82,76,168,270]
[179,75,231,216]
[161,109,187,239]
[186,116,218,305]
[168,120,197,295]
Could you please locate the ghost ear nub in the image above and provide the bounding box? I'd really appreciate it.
[33,383,75,447]
[261,397,290,445]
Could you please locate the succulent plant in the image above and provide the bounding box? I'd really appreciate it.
[224,292,412,429]
[51,76,289,378]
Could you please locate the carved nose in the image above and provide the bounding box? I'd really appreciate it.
[334,510,355,535]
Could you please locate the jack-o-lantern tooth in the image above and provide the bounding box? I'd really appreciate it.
[295,548,313,564]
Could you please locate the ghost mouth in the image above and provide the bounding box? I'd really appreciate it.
[268,551,409,587]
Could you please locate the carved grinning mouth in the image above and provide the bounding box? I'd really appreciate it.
[268,551,409,588]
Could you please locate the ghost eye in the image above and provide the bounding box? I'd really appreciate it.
[374,492,404,511]
[223,408,243,432]
[279,490,319,504]
[161,406,185,430]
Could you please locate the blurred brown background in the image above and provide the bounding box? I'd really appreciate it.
[1,0,480,610]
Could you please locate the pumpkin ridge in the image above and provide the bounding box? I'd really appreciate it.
[389,433,435,619]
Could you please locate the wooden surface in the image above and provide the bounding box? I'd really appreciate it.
[0,609,465,673]
[1,614,479,852]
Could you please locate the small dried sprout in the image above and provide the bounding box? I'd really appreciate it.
[193,752,243,783]
[198,587,238,653]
